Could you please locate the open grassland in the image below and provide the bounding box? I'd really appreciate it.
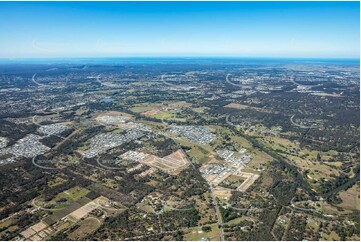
[68,217,101,240]
[96,110,133,118]
[252,130,348,192]
[0,217,19,239]
[131,101,191,114]
[214,188,232,201]
[36,186,91,211]
[191,107,208,113]
[338,183,360,211]
[47,177,67,188]
[224,216,254,226]
[131,105,154,113]
[245,150,273,172]
[321,230,341,241]
[152,112,187,122]
[183,223,220,241]
[224,102,273,113]
[172,136,215,163]
[54,186,90,202]
[219,174,245,190]
[230,135,254,150]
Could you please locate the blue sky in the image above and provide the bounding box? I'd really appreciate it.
[0,1,359,58]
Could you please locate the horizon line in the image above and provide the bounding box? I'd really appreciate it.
[0,56,360,60]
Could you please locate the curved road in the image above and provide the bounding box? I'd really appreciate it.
[290,115,320,129]
[32,73,51,87]
[288,75,321,88]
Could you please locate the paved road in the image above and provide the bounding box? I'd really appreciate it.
[289,75,320,88]
[96,155,124,170]
[290,114,320,129]
[32,156,63,170]
[53,128,80,149]
[32,73,50,87]
[210,187,225,241]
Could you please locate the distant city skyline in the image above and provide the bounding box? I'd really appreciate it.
[0,1,359,58]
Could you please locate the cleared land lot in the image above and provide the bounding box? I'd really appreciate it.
[20,221,53,240]
[139,149,189,173]
[236,172,260,192]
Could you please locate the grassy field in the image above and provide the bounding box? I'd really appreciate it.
[0,218,14,229]
[214,189,232,201]
[130,106,154,113]
[223,216,254,226]
[245,149,273,171]
[220,175,245,189]
[68,217,101,240]
[75,106,88,116]
[0,225,18,238]
[55,186,90,201]
[338,183,360,211]
[0,217,19,239]
[152,112,187,122]
[230,135,254,150]
[183,223,220,241]
[321,230,341,241]
[37,187,90,211]
[251,129,346,192]
[224,102,272,113]
[48,177,67,188]
[191,107,208,113]
[130,101,191,114]
[188,146,212,164]
[38,187,89,211]
[173,136,214,157]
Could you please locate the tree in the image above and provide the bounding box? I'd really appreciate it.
[202,226,212,232]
